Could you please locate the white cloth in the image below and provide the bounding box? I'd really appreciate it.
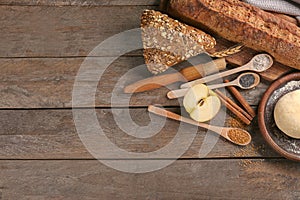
[242,0,300,23]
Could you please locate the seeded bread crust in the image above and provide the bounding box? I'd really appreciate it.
[141,10,216,74]
[167,0,300,70]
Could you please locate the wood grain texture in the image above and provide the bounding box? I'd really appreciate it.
[0,4,294,83]
[1,2,298,199]
[0,4,295,83]
[0,5,154,58]
[0,0,159,6]
[0,57,268,108]
[1,159,300,199]
[0,108,278,159]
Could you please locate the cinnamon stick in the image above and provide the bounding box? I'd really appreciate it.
[215,89,253,121]
[215,89,251,125]
[224,80,256,118]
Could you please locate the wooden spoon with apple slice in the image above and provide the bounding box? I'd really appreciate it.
[148,105,251,146]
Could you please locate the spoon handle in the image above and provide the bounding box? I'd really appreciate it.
[167,81,236,99]
[148,105,252,146]
[207,81,236,90]
[148,105,223,133]
[167,88,189,99]
[180,64,250,89]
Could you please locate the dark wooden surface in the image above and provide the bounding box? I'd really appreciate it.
[0,1,299,199]
[0,0,160,6]
[0,57,268,108]
[1,159,300,200]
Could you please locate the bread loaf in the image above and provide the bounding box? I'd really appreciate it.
[166,0,300,70]
[141,10,216,74]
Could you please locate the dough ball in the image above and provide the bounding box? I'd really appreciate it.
[274,90,300,139]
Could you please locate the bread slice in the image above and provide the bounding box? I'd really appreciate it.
[167,0,300,70]
[141,10,216,74]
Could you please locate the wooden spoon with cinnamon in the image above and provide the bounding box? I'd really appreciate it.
[148,105,251,146]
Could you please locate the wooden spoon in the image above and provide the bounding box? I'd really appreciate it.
[209,72,260,90]
[148,105,251,146]
[167,72,260,99]
[180,54,273,89]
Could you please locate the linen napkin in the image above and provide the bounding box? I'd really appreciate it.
[242,0,300,23]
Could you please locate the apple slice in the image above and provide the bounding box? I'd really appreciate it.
[183,84,209,113]
[189,95,221,122]
[183,84,221,122]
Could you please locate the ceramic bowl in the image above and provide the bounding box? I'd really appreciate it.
[258,72,300,161]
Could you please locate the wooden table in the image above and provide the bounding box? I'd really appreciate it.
[1,1,300,199]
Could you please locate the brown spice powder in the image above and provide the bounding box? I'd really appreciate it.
[228,129,250,144]
[225,115,247,129]
[233,144,266,168]
[234,144,264,157]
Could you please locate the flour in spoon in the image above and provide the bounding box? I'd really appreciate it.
[253,54,271,71]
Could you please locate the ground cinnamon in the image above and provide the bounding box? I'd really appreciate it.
[225,117,246,129]
[228,129,250,144]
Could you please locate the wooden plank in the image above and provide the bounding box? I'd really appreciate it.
[0,0,160,6]
[0,5,155,58]
[0,4,296,84]
[0,57,268,108]
[0,159,300,199]
[0,108,279,159]
[0,4,293,83]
